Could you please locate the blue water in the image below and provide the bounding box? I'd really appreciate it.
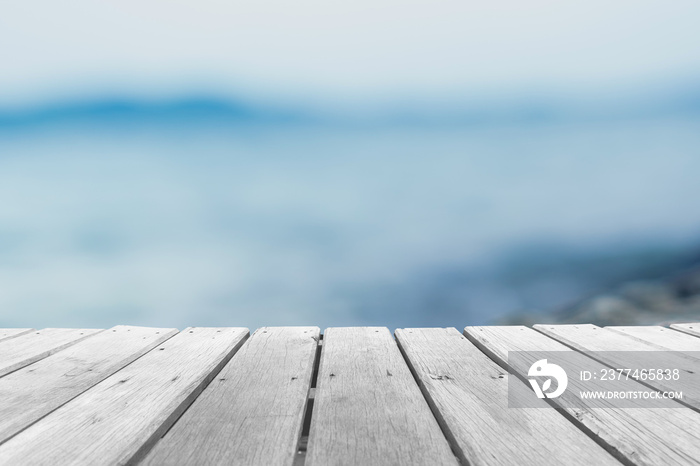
[0,112,699,329]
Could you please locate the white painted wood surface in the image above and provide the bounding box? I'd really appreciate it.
[395,327,619,466]
[0,329,33,343]
[0,328,103,378]
[142,326,319,466]
[465,325,700,466]
[306,327,458,466]
[0,327,249,466]
[671,322,700,338]
[0,325,177,444]
[534,324,700,411]
[606,325,700,352]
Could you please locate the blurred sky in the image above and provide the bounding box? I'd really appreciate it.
[2,0,700,107]
[1,1,700,330]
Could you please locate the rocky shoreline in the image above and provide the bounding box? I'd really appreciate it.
[500,263,700,326]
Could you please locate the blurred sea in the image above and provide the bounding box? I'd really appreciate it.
[1,94,699,329]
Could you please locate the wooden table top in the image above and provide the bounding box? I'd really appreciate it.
[0,323,698,465]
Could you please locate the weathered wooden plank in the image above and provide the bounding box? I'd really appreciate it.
[534,324,700,411]
[536,324,671,351]
[395,327,619,466]
[0,329,34,343]
[0,327,249,466]
[465,326,700,466]
[0,325,177,444]
[142,326,319,466]
[0,328,103,378]
[306,327,457,466]
[671,322,700,338]
[606,325,700,352]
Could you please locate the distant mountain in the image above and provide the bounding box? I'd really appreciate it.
[1,84,699,131]
[0,97,313,130]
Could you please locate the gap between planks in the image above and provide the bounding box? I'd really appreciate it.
[293,334,323,466]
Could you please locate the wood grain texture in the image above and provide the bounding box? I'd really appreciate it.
[0,327,249,466]
[142,326,319,466]
[534,324,700,411]
[395,327,619,466]
[0,329,34,343]
[0,328,103,378]
[671,323,700,338]
[536,324,673,351]
[0,325,177,444]
[465,325,700,466]
[306,327,457,466]
[606,325,700,353]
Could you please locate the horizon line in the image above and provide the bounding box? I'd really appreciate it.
[1,87,699,130]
